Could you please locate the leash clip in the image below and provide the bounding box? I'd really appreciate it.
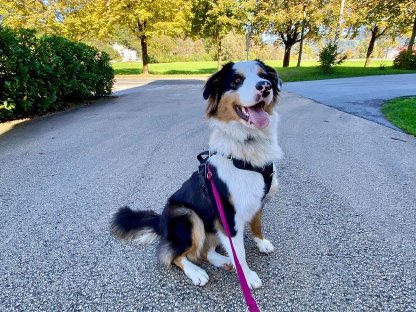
[206,165,212,180]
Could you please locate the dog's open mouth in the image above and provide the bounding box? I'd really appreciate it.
[235,101,270,129]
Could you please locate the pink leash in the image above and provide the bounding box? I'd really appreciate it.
[207,164,261,312]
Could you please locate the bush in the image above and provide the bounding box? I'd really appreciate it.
[393,50,416,70]
[318,43,347,74]
[0,26,114,121]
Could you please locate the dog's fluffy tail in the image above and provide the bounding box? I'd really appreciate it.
[111,206,161,244]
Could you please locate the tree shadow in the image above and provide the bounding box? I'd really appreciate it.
[0,79,206,137]
[114,67,216,75]
[162,68,216,75]
[114,68,143,75]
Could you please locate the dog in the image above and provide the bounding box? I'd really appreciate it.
[111,60,283,289]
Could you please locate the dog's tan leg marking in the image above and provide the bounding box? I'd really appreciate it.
[250,209,264,240]
[170,208,205,262]
[251,209,275,254]
[201,233,219,259]
[187,211,205,262]
[201,234,232,270]
[173,255,185,270]
[171,210,209,286]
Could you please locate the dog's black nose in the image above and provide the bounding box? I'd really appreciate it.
[255,81,271,91]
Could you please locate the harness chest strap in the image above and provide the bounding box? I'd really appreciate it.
[197,151,274,198]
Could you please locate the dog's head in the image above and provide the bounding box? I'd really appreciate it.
[203,60,282,130]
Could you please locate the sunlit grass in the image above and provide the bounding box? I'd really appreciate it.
[112,59,416,82]
[382,97,416,136]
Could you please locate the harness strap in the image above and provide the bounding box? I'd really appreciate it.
[197,151,274,199]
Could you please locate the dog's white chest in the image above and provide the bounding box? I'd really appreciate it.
[210,156,265,223]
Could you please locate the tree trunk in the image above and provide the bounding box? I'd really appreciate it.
[283,44,292,68]
[333,0,346,45]
[137,20,149,75]
[408,15,416,52]
[217,39,222,70]
[140,35,149,75]
[297,3,306,67]
[365,27,377,68]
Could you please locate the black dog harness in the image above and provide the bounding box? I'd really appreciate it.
[197,151,274,200]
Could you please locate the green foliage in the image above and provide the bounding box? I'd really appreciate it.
[0,26,114,121]
[0,0,101,41]
[191,0,250,67]
[148,36,211,63]
[393,50,416,69]
[318,43,347,73]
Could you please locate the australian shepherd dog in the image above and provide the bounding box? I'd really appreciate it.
[111,60,283,289]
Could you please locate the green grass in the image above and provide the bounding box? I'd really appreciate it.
[112,59,416,81]
[382,97,416,136]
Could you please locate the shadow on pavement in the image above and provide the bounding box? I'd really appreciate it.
[113,79,205,96]
[0,79,206,138]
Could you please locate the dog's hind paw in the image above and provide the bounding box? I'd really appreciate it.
[254,238,275,254]
[182,259,209,286]
[207,250,232,269]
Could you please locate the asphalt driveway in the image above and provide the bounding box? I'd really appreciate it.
[284,74,416,130]
[1,78,415,311]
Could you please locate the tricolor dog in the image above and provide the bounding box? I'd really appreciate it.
[111,60,283,289]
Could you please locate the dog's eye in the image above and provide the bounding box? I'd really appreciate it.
[233,75,242,84]
[259,73,268,80]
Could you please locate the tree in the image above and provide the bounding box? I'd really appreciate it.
[191,0,250,69]
[396,0,416,51]
[0,0,100,41]
[345,0,401,67]
[94,0,190,74]
[408,16,416,51]
[257,0,327,67]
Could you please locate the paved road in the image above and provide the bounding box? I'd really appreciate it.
[284,74,416,131]
[1,79,416,311]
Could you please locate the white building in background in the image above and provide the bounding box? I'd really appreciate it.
[112,43,139,61]
[385,47,401,60]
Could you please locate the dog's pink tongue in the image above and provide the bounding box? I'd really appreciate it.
[247,106,270,129]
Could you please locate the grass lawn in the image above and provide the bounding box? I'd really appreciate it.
[382,97,416,136]
[112,59,416,82]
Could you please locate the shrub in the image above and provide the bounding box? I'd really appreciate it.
[318,43,347,74]
[0,28,38,119]
[0,26,114,121]
[393,50,416,70]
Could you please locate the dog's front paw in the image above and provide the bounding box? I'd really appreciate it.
[254,238,275,254]
[245,269,262,289]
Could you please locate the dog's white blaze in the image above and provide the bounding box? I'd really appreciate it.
[232,61,273,106]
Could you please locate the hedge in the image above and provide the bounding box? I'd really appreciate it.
[0,27,114,121]
[393,50,416,70]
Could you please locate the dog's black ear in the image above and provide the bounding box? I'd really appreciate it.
[203,62,234,116]
[256,60,283,93]
[203,62,234,100]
